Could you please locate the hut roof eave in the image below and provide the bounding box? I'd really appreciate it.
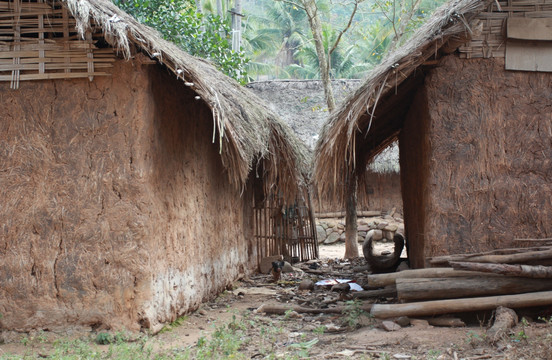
[313,0,492,201]
[63,0,309,198]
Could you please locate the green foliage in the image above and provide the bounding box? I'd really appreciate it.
[343,299,369,328]
[113,0,249,84]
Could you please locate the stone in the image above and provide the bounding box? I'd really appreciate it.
[339,233,346,242]
[394,316,411,327]
[371,229,384,241]
[357,225,370,232]
[384,215,395,221]
[337,223,345,230]
[298,279,314,291]
[324,233,341,245]
[382,320,401,331]
[384,224,398,232]
[282,261,294,273]
[320,222,329,230]
[316,225,326,244]
[326,228,334,236]
[357,236,364,243]
[384,230,395,240]
[376,222,389,230]
[358,231,367,238]
[410,319,432,329]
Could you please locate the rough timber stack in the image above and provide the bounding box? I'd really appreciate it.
[0,0,313,332]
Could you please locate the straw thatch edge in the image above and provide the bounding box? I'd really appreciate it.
[62,0,308,199]
[314,0,492,202]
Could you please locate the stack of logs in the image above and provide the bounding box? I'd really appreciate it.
[368,245,552,320]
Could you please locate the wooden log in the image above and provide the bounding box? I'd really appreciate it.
[486,306,518,343]
[352,286,397,299]
[367,268,493,287]
[396,276,552,302]
[450,261,552,278]
[370,291,552,319]
[428,246,552,266]
[257,303,372,315]
[314,211,381,219]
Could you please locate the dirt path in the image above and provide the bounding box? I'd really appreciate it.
[1,244,551,359]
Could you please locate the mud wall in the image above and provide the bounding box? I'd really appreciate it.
[421,55,552,262]
[0,59,254,332]
[363,172,403,215]
[312,172,402,215]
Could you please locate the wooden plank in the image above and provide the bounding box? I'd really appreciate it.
[371,291,552,318]
[506,40,552,72]
[507,18,552,41]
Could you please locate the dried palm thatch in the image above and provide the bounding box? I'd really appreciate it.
[60,0,308,199]
[314,0,491,202]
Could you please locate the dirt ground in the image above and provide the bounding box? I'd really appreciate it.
[1,243,551,359]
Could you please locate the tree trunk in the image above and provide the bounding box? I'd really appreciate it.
[302,0,336,112]
[352,286,396,299]
[231,0,242,52]
[396,276,552,302]
[450,261,552,278]
[216,0,223,17]
[344,175,358,259]
[370,291,552,319]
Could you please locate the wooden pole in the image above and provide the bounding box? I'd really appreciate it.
[367,268,493,287]
[396,276,552,302]
[370,291,552,318]
[257,303,373,315]
[450,261,552,278]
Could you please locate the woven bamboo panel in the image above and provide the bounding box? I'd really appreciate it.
[458,0,552,59]
[0,0,114,89]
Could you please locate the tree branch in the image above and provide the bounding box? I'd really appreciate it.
[328,0,358,56]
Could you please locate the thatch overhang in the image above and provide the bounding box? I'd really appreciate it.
[314,0,492,201]
[60,0,308,199]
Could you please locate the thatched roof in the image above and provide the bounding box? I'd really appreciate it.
[247,79,400,175]
[314,0,492,200]
[246,79,361,150]
[63,0,308,198]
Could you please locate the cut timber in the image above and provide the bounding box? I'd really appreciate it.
[486,306,518,344]
[315,211,381,219]
[396,276,552,302]
[352,286,397,299]
[370,291,552,319]
[257,303,372,315]
[367,268,492,287]
[450,261,552,278]
[428,246,552,266]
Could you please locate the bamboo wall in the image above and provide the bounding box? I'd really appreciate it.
[0,0,114,89]
[459,0,552,59]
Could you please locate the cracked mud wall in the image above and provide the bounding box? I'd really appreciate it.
[0,59,254,332]
[416,56,552,263]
